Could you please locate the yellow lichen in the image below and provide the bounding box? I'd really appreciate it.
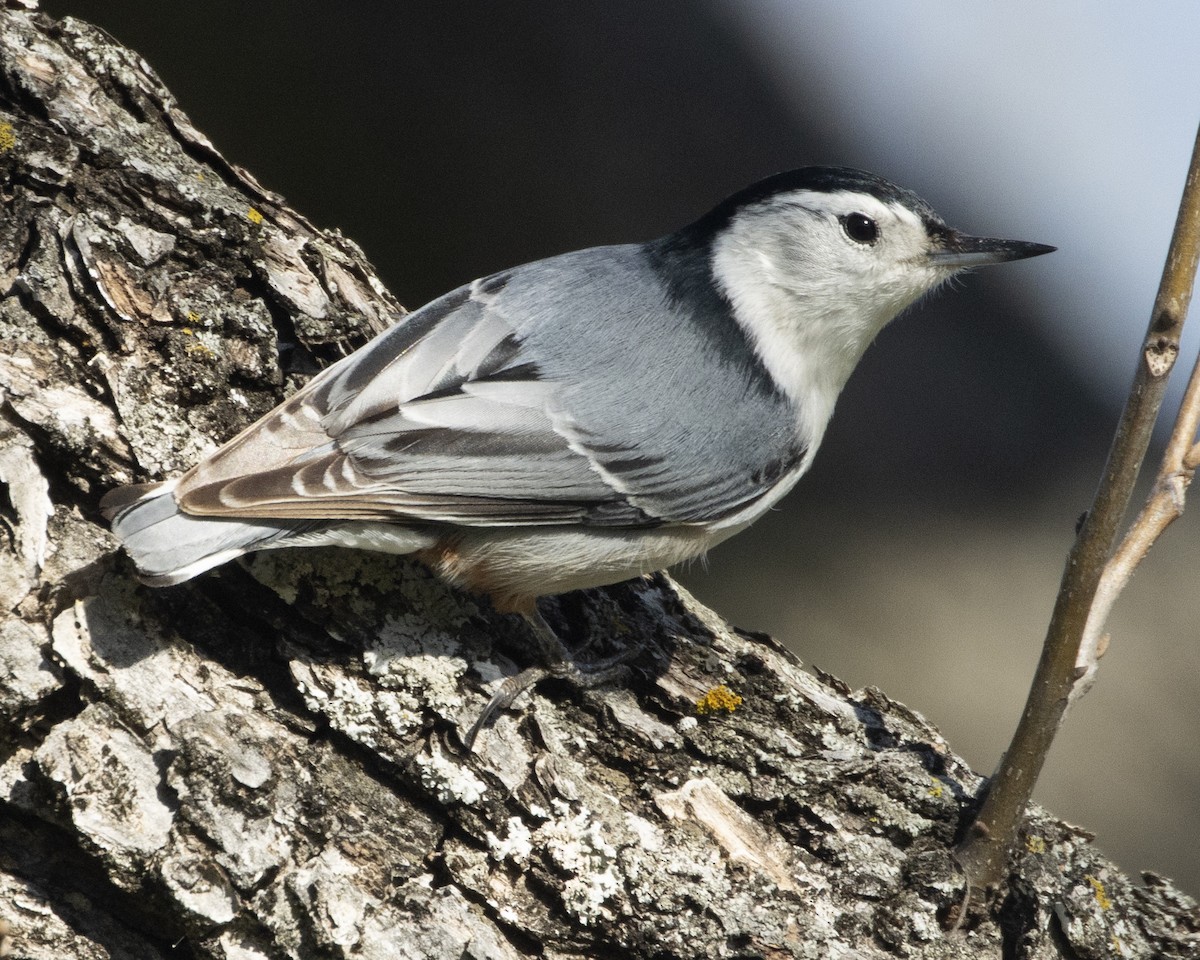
[927,778,944,799]
[1025,835,1046,854]
[187,310,202,323]
[1086,875,1112,911]
[247,206,264,225]
[695,685,742,715]
[182,328,214,358]
[0,122,15,152]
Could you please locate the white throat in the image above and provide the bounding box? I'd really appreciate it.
[710,242,889,454]
[708,198,937,454]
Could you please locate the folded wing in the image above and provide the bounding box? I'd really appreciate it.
[173,249,802,530]
[175,276,651,527]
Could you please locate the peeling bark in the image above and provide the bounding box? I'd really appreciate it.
[0,5,1197,958]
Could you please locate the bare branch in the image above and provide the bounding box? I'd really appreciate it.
[1077,346,1200,692]
[956,120,1200,894]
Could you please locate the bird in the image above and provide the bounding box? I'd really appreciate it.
[102,166,1053,741]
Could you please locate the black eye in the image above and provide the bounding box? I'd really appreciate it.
[841,213,878,245]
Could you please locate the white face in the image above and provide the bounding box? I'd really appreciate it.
[718,188,956,325]
[709,188,962,449]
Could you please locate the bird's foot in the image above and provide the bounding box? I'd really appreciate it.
[463,609,641,750]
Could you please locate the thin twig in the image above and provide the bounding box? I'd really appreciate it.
[955,120,1200,894]
[1077,346,1200,692]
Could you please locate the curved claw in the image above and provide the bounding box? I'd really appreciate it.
[463,625,641,751]
[464,664,552,751]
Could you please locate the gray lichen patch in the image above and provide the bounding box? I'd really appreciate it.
[538,804,622,926]
[258,550,487,745]
[292,658,430,748]
[364,614,468,715]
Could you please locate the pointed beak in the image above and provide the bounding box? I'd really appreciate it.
[928,231,1056,269]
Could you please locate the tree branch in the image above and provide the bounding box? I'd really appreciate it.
[1079,343,1200,677]
[957,120,1200,894]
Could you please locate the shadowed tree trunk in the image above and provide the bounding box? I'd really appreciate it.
[1,5,1197,957]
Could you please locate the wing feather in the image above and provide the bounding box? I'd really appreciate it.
[176,280,648,526]
[174,250,802,529]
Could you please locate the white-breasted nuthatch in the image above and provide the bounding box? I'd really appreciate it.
[103,167,1052,726]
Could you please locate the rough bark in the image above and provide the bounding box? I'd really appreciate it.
[0,6,1197,958]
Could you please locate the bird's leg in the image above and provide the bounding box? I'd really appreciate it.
[520,605,574,665]
[464,604,639,750]
[523,604,642,679]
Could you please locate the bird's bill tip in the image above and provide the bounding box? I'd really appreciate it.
[929,234,1056,268]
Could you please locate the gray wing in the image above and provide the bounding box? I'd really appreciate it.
[175,246,802,528]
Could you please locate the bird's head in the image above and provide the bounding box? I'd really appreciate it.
[673,166,1054,403]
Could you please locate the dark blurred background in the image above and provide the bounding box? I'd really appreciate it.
[41,1,1200,893]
